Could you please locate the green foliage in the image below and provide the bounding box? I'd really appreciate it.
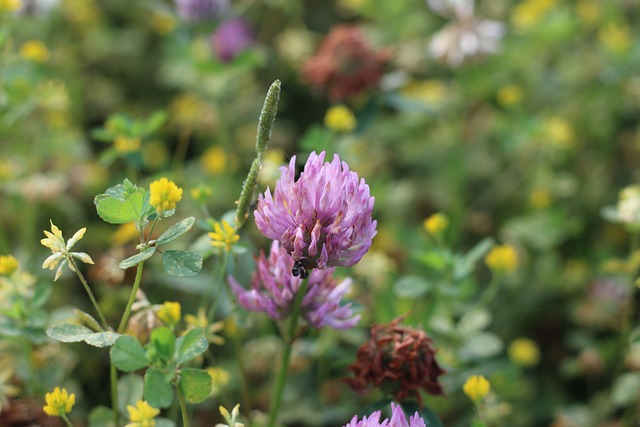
[47,323,120,348]
[144,367,174,409]
[111,335,148,371]
[156,217,196,246]
[178,368,212,404]
[95,180,148,225]
[162,250,203,277]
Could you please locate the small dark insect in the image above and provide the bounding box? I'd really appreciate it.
[292,260,309,279]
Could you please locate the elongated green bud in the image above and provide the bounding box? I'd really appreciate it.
[235,80,281,229]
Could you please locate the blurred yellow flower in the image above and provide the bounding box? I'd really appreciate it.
[62,0,100,26]
[206,366,230,396]
[497,84,524,107]
[190,185,213,203]
[209,220,239,252]
[509,338,541,367]
[401,80,447,105]
[599,23,631,54]
[529,188,551,209]
[157,301,181,327]
[423,212,449,235]
[114,136,141,153]
[201,146,227,175]
[543,117,573,148]
[126,400,160,427]
[20,40,50,63]
[0,255,19,276]
[511,0,557,31]
[0,0,20,12]
[324,105,357,133]
[149,178,183,213]
[275,28,315,67]
[485,244,518,273]
[150,12,175,35]
[171,94,204,129]
[112,222,139,246]
[576,0,601,26]
[184,307,225,345]
[43,387,75,416]
[463,375,490,402]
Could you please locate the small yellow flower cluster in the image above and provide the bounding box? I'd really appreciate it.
[423,212,449,236]
[114,136,141,153]
[207,366,230,396]
[497,84,524,107]
[149,178,183,213]
[485,244,518,273]
[41,221,94,281]
[509,338,541,367]
[511,0,557,31]
[0,0,20,11]
[209,220,240,252]
[157,301,181,327]
[126,400,160,427]
[0,254,19,275]
[463,375,490,402]
[184,308,225,345]
[324,105,357,133]
[43,387,75,417]
[190,184,213,203]
[20,40,50,63]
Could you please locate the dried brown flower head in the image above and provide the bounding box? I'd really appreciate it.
[302,25,389,101]
[345,317,445,403]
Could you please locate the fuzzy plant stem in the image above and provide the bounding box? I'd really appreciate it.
[69,259,110,330]
[110,361,120,427]
[117,261,145,334]
[235,80,281,229]
[177,385,190,427]
[267,277,309,427]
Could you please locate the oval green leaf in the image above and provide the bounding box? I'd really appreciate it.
[162,250,202,277]
[119,247,156,270]
[144,368,174,409]
[156,217,196,246]
[111,335,148,372]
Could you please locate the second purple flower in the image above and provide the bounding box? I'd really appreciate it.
[254,151,377,273]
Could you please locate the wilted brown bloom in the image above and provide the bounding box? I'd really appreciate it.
[302,25,389,101]
[345,317,445,403]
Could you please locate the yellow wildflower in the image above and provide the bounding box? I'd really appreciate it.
[423,212,449,235]
[43,387,75,416]
[485,244,518,273]
[149,178,183,213]
[112,222,140,246]
[201,146,227,175]
[126,400,160,427]
[543,117,573,148]
[0,0,20,11]
[114,136,141,153]
[209,220,239,252]
[497,84,524,107]
[41,221,94,281]
[206,366,230,396]
[218,404,243,427]
[463,375,490,402]
[150,12,175,35]
[508,338,541,367]
[157,301,181,327]
[576,0,601,26]
[20,40,50,63]
[401,80,447,105]
[184,307,225,345]
[324,105,357,133]
[599,23,631,54]
[0,255,19,275]
[511,0,557,31]
[529,188,551,209]
[190,185,213,203]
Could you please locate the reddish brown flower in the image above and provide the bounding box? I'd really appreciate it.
[344,317,445,403]
[302,25,389,101]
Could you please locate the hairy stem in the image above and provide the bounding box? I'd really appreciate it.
[70,259,109,330]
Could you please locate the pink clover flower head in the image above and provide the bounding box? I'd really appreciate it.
[343,403,426,427]
[173,0,228,22]
[228,241,360,330]
[211,18,254,62]
[254,151,377,273]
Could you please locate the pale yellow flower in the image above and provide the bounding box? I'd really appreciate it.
[126,400,160,427]
[497,84,524,107]
[184,307,225,345]
[206,366,230,396]
[508,338,541,367]
[463,375,490,402]
[41,221,94,281]
[201,146,227,175]
[20,40,50,63]
[324,105,357,133]
[511,0,557,31]
[43,387,75,416]
[149,178,183,213]
[114,136,141,153]
[157,301,181,327]
[0,0,20,12]
[401,80,447,105]
[423,212,449,235]
[216,404,244,427]
[543,117,573,148]
[112,222,140,246]
[209,220,239,252]
[485,244,518,273]
[0,255,19,276]
[599,22,631,53]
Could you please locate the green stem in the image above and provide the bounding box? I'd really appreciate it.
[207,250,229,323]
[477,275,501,307]
[61,414,73,427]
[110,361,120,427]
[118,261,145,334]
[267,277,309,427]
[176,384,190,427]
[70,260,110,330]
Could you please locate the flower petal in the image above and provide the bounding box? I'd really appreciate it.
[67,227,87,249]
[72,252,94,265]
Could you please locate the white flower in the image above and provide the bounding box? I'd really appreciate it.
[41,220,94,281]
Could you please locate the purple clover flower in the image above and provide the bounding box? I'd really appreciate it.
[228,241,360,330]
[173,0,228,22]
[211,18,254,62]
[343,403,427,427]
[254,151,377,272]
